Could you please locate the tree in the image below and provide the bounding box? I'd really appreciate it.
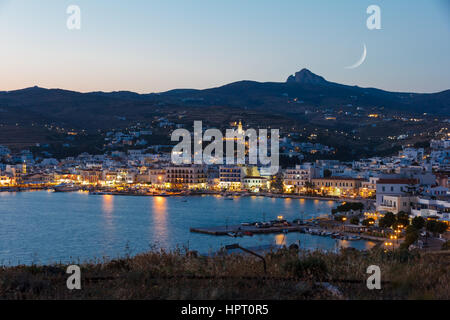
[437,222,448,234]
[379,212,395,228]
[395,211,410,227]
[435,221,448,234]
[362,218,375,227]
[352,202,364,213]
[334,202,364,214]
[304,181,315,195]
[350,216,360,225]
[411,216,425,230]
[271,173,284,193]
[426,220,448,235]
[400,225,419,249]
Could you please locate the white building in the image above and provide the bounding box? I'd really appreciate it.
[219,165,245,190]
[242,176,268,192]
[411,196,450,225]
[376,178,418,214]
[283,163,320,193]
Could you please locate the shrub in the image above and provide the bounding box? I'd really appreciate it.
[442,240,450,251]
[350,216,360,225]
[411,216,425,230]
[362,218,375,227]
[284,256,328,280]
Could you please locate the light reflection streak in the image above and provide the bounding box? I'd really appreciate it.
[275,233,286,246]
[151,196,168,246]
[101,195,114,231]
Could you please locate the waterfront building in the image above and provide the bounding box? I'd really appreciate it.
[242,176,268,192]
[18,173,53,186]
[311,177,364,197]
[360,177,378,197]
[80,169,102,185]
[206,166,220,189]
[283,164,320,193]
[0,174,15,186]
[219,165,245,190]
[149,168,167,188]
[165,165,206,189]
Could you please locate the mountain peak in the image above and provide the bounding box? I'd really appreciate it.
[286,68,328,85]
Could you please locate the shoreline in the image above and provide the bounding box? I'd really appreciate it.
[0,186,375,203]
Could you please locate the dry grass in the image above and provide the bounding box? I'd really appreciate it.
[0,247,448,300]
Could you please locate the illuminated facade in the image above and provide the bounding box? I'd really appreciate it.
[311,177,364,197]
[149,168,167,188]
[283,164,319,193]
[242,176,268,192]
[165,166,206,189]
[219,165,244,190]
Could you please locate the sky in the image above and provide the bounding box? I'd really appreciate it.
[0,0,449,93]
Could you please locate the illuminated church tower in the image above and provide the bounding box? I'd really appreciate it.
[237,120,244,135]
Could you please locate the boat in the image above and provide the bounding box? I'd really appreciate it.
[331,233,340,239]
[227,231,243,238]
[240,222,253,226]
[53,183,80,192]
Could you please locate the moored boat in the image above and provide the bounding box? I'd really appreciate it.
[53,184,80,192]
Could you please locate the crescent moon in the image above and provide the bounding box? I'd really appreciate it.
[345,44,367,69]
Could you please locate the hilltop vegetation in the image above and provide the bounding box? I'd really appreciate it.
[1,247,449,299]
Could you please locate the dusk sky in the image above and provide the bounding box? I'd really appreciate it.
[1,0,449,93]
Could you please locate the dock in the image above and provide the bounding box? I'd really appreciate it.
[190,224,305,236]
[190,223,386,242]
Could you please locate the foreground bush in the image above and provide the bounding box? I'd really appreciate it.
[0,247,448,300]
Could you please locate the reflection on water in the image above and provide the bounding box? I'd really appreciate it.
[101,194,115,250]
[101,195,114,228]
[102,195,114,215]
[151,196,168,247]
[275,234,286,246]
[283,197,292,209]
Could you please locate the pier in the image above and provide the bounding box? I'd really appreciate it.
[190,222,386,242]
[190,224,305,236]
